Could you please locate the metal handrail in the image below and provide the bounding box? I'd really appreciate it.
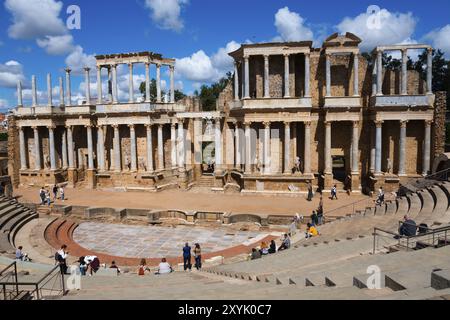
[423,168,450,181]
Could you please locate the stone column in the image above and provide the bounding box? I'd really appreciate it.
[157,124,164,170]
[96,66,102,104]
[177,120,185,168]
[65,68,72,106]
[59,77,65,107]
[244,56,250,99]
[284,54,290,98]
[171,122,177,169]
[33,127,41,170]
[423,120,432,176]
[324,121,332,174]
[235,122,241,168]
[84,67,91,105]
[398,121,407,176]
[146,124,154,172]
[215,118,222,170]
[86,125,94,170]
[128,63,134,103]
[263,122,271,175]
[375,121,383,174]
[66,126,74,169]
[47,74,52,107]
[401,49,408,95]
[264,55,270,98]
[325,54,331,97]
[284,122,291,174]
[427,48,433,94]
[376,50,383,96]
[112,64,118,104]
[32,75,38,107]
[372,58,377,97]
[145,63,151,102]
[113,125,121,172]
[19,127,27,170]
[244,122,252,174]
[304,122,311,174]
[353,54,359,96]
[304,53,311,97]
[352,122,359,173]
[370,124,376,173]
[48,126,56,170]
[129,124,137,172]
[97,126,105,171]
[170,66,175,103]
[17,80,23,107]
[62,129,68,169]
[156,64,162,103]
[234,62,239,101]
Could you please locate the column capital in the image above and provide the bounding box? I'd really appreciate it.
[283,53,290,58]
[283,121,291,127]
[64,68,72,74]
[156,63,162,68]
[243,55,249,61]
[244,121,252,127]
[111,124,120,129]
[427,47,433,54]
[83,67,91,72]
[325,52,332,59]
[65,125,72,130]
[47,125,56,130]
[128,124,135,129]
[169,65,175,71]
[304,121,312,127]
[324,120,332,127]
[96,65,102,71]
[304,52,311,57]
[84,124,93,129]
[400,120,409,128]
[353,121,360,129]
[376,49,383,55]
[158,123,164,129]
[263,121,271,128]
[145,123,153,129]
[375,120,384,128]
[263,54,270,60]
[425,120,433,126]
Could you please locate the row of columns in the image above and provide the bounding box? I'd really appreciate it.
[19,122,186,173]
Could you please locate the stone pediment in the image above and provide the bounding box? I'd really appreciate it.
[323,32,362,48]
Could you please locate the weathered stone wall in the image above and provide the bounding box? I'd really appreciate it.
[433,91,447,157]
[7,116,20,188]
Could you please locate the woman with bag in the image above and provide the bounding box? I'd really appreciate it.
[193,243,202,270]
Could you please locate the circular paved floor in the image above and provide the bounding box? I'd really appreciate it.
[73,222,268,258]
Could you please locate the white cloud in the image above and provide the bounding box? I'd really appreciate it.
[37,35,75,55]
[144,0,189,32]
[424,25,450,58]
[211,41,240,73]
[0,99,9,109]
[176,50,220,83]
[0,60,26,88]
[4,0,67,39]
[65,45,97,75]
[274,7,314,42]
[336,8,417,51]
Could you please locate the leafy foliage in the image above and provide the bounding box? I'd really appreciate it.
[194,72,233,111]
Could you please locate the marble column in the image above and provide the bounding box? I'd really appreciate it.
[284,54,290,98]
[234,62,239,101]
[66,126,74,169]
[264,55,270,98]
[177,120,185,168]
[372,58,377,97]
[47,74,52,107]
[423,121,432,176]
[376,50,383,96]
[59,77,65,107]
[157,124,164,170]
[370,124,376,173]
[146,125,154,172]
[129,124,137,172]
[112,64,118,104]
[170,66,175,103]
[32,75,38,107]
[304,122,311,174]
[324,121,332,174]
[145,63,151,103]
[284,122,291,174]
[263,122,271,175]
[427,48,433,94]
[401,49,408,95]
[398,121,407,176]
[19,127,27,170]
[352,122,359,173]
[84,68,91,105]
[244,122,252,174]
[48,126,56,170]
[171,122,177,169]
[353,54,359,96]
[375,121,383,174]
[97,126,105,171]
[304,53,311,97]
[113,125,121,171]
[62,129,68,169]
[65,68,72,106]
[325,54,331,97]
[86,125,94,170]
[97,66,102,104]
[156,64,162,103]
[33,127,41,170]
[244,56,250,99]
[17,80,23,107]
[128,63,134,103]
[235,122,241,168]
[215,119,222,169]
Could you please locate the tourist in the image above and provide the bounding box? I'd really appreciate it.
[259,241,269,256]
[331,185,338,200]
[78,256,87,276]
[317,196,324,225]
[305,223,319,239]
[60,186,65,202]
[138,259,150,275]
[398,215,417,238]
[376,187,385,205]
[268,240,277,254]
[52,184,58,201]
[155,258,173,275]
[193,243,202,270]
[307,183,314,201]
[182,243,192,271]
[39,187,46,205]
[110,261,121,275]
[278,234,291,251]
[15,246,31,262]
[251,248,262,260]
[45,190,51,207]
[85,256,100,276]
[55,245,69,275]
[310,211,319,226]
[289,219,297,237]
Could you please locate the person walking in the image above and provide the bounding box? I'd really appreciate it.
[182,243,192,271]
[317,196,324,225]
[52,184,58,201]
[55,245,69,275]
[60,186,65,202]
[307,183,314,201]
[193,243,202,270]
[331,185,338,200]
[45,190,51,207]
[39,187,46,205]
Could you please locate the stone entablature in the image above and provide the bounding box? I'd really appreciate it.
[95,51,175,67]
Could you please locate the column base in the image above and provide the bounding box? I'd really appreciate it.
[323,173,334,191]
[67,169,78,188]
[86,169,97,189]
[350,173,361,194]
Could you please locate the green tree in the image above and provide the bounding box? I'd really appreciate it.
[194,72,233,111]
[139,79,186,102]
[411,49,450,92]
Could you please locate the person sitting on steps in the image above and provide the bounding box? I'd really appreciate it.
[155,258,173,275]
[278,234,291,251]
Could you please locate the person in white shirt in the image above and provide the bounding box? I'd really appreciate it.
[155,258,173,275]
[56,245,69,274]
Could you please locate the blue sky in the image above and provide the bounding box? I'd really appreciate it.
[1,0,450,112]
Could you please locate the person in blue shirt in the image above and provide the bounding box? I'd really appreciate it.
[182,243,192,271]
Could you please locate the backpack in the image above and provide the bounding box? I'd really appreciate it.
[55,252,63,263]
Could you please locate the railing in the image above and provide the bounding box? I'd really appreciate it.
[0,264,65,300]
[323,197,376,223]
[0,262,19,300]
[424,168,450,182]
[373,224,450,254]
